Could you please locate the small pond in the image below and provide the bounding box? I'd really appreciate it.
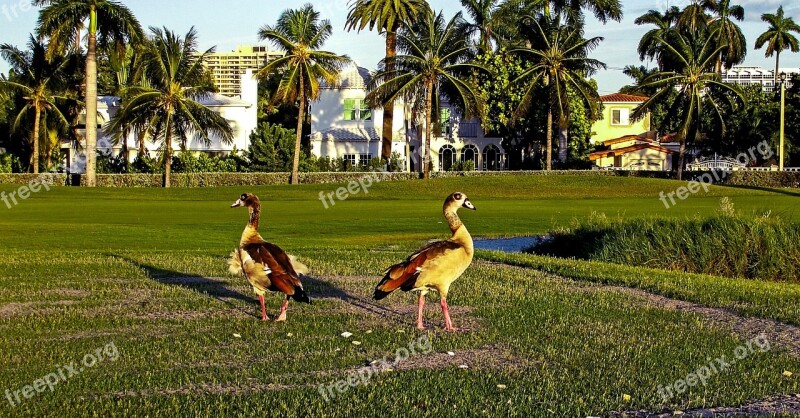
[473,236,545,253]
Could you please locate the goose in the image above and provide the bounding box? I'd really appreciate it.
[374,192,476,331]
[228,193,311,321]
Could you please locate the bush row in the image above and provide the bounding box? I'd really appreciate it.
[1,169,799,188]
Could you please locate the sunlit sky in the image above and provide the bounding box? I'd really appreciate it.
[0,0,798,93]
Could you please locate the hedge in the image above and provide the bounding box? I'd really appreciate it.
[0,170,798,188]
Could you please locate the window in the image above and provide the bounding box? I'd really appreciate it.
[343,99,372,121]
[483,144,504,171]
[343,154,356,169]
[461,145,479,170]
[611,108,630,126]
[358,154,372,168]
[439,145,456,171]
[439,107,451,135]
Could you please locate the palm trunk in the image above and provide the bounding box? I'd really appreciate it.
[423,79,434,179]
[163,130,172,188]
[138,128,147,157]
[381,30,398,163]
[558,127,568,164]
[84,7,98,187]
[291,77,304,185]
[774,52,781,85]
[32,105,41,174]
[715,54,723,75]
[677,140,686,181]
[121,128,129,168]
[546,107,553,171]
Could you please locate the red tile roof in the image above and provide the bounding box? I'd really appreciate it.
[600,93,649,103]
[589,143,677,161]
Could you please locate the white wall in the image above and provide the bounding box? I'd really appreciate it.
[311,88,405,136]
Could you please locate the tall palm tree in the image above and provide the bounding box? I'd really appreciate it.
[346,0,430,164]
[0,36,80,173]
[755,6,800,84]
[512,15,604,170]
[460,0,507,51]
[545,0,623,23]
[35,0,143,186]
[635,7,681,69]
[260,4,350,184]
[633,29,744,180]
[706,0,746,73]
[106,27,233,188]
[367,11,487,179]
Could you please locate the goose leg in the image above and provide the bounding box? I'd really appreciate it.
[416,293,426,330]
[441,297,455,331]
[258,295,269,321]
[276,298,289,322]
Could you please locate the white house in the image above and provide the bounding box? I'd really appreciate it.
[63,70,259,173]
[309,63,506,172]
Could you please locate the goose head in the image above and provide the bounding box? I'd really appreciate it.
[446,192,476,212]
[231,193,260,209]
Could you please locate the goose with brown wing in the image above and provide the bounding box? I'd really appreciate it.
[374,192,476,331]
[228,193,311,321]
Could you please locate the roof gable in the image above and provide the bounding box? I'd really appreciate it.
[600,93,648,103]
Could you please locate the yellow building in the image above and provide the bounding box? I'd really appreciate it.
[201,46,284,98]
[591,93,651,144]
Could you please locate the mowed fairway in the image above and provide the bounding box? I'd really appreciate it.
[1,175,799,417]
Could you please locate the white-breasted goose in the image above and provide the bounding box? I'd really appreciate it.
[374,192,476,331]
[228,193,311,321]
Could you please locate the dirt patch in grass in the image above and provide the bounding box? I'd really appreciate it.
[605,286,800,358]
[0,300,81,318]
[613,393,800,417]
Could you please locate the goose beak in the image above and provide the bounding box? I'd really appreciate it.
[231,199,243,208]
[462,199,476,211]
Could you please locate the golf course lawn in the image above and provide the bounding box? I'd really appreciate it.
[1,175,799,417]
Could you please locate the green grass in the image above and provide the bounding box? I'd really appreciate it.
[1,175,799,417]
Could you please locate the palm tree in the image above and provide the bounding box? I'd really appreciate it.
[35,0,143,186]
[706,0,746,73]
[366,11,486,179]
[677,0,711,32]
[755,6,800,84]
[346,0,430,164]
[545,0,623,23]
[0,36,80,173]
[259,4,350,184]
[635,7,681,69]
[106,27,233,188]
[512,15,604,170]
[460,0,506,51]
[633,29,744,180]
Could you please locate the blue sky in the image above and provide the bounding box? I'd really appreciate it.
[0,0,798,93]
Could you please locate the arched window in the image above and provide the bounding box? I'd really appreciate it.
[461,145,479,170]
[483,144,502,171]
[439,145,456,171]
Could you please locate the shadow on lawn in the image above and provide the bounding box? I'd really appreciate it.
[719,183,800,198]
[108,254,258,319]
[302,275,408,326]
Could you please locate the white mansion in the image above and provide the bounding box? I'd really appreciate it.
[309,64,507,172]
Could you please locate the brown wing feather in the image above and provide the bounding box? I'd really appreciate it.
[374,240,460,300]
[241,242,304,297]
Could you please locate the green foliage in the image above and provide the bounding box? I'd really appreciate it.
[247,122,299,172]
[531,205,800,282]
[0,152,20,173]
[171,151,240,173]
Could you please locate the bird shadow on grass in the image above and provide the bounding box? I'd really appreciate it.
[301,275,408,326]
[107,253,258,319]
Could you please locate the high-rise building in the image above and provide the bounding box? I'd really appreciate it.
[721,66,798,92]
[201,46,283,98]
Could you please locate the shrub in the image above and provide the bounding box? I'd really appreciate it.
[0,153,20,173]
[530,201,800,282]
